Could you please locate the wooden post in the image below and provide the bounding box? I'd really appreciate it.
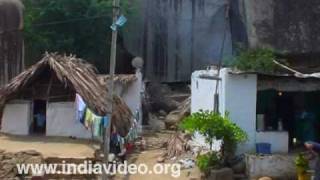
[213,1,229,113]
[103,0,120,179]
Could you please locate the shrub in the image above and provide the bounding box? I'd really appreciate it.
[180,111,248,163]
[231,48,276,73]
[196,152,221,173]
[295,153,309,174]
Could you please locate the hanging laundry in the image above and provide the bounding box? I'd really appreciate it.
[84,108,94,129]
[92,114,102,137]
[102,116,109,128]
[124,119,139,143]
[76,94,87,124]
[75,94,108,140]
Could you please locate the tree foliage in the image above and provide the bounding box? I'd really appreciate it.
[23,0,137,72]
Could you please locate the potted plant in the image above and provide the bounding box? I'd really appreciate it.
[295,153,310,180]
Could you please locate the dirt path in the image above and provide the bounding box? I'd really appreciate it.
[114,130,201,180]
[0,134,98,158]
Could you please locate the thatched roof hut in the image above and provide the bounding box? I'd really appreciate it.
[0,53,133,137]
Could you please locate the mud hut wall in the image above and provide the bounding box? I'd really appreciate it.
[46,101,91,139]
[1,100,31,135]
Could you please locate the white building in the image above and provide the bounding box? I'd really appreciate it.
[191,68,320,154]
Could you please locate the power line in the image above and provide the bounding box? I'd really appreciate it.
[32,14,111,27]
[0,14,112,34]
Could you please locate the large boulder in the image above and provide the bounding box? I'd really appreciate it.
[244,0,320,54]
[165,97,190,128]
[148,113,166,131]
[146,83,179,113]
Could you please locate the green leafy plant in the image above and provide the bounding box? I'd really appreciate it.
[196,152,221,173]
[180,111,248,163]
[295,153,309,174]
[231,48,277,73]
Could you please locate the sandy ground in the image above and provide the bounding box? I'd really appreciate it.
[114,130,202,180]
[0,131,201,179]
[0,133,98,158]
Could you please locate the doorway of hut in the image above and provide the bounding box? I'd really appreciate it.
[31,100,47,135]
[257,90,320,151]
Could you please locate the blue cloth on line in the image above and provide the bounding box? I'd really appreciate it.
[76,94,87,123]
[103,116,109,128]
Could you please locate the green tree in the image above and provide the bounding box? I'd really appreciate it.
[23,0,138,73]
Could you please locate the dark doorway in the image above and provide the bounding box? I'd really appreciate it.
[276,93,295,147]
[31,100,46,135]
[257,90,320,150]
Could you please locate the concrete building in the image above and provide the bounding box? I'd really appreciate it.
[191,68,320,154]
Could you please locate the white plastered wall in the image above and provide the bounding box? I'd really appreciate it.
[46,102,91,139]
[191,70,218,113]
[1,100,32,135]
[191,70,223,150]
[191,68,258,153]
[220,69,257,153]
[114,71,144,131]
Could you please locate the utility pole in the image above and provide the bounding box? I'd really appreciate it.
[103,0,120,179]
[213,1,229,113]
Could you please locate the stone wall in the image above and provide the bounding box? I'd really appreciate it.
[0,149,43,179]
[246,154,296,179]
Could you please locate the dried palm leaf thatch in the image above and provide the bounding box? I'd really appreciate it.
[112,96,133,137]
[99,74,137,87]
[166,132,191,158]
[0,53,133,136]
[0,52,109,115]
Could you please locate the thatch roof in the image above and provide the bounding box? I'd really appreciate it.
[0,53,110,115]
[98,74,137,86]
[0,53,133,136]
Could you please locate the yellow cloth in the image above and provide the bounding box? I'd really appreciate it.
[85,109,94,127]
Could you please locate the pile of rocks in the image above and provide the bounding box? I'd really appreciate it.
[145,83,191,131]
[0,149,43,179]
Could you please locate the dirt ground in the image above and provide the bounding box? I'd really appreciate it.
[0,131,201,179]
[0,133,98,158]
[114,130,202,180]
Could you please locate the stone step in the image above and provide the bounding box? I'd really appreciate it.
[234,173,249,180]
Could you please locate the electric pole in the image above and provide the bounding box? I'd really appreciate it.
[103,0,120,179]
